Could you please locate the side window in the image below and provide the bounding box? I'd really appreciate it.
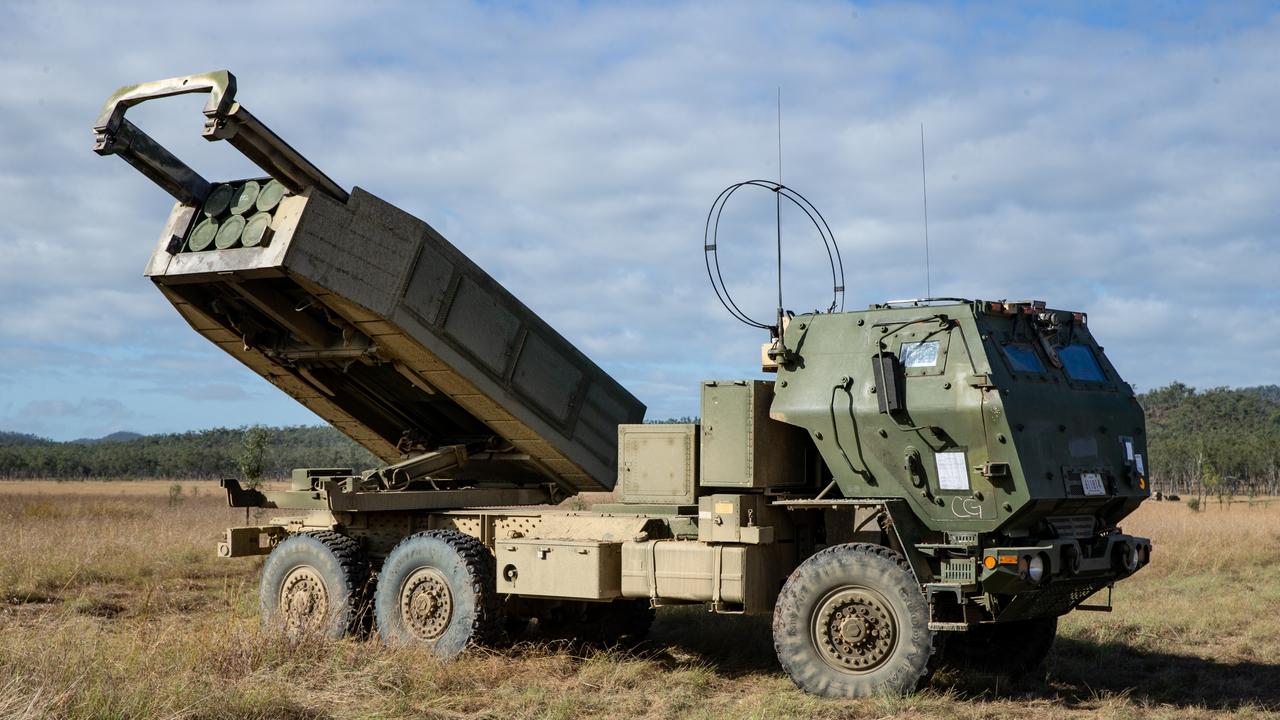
[900,341,940,368]
[1001,343,1044,373]
[1059,344,1106,382]
[895,328,950,377]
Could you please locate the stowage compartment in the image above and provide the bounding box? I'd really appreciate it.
[496,538,622,600]
[700,381,806,489]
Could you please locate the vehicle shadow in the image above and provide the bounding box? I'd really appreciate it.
[644,609,781,675]
[644,610,1280,711]
[1004,636,1280,711]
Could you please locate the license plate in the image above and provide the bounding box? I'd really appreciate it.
[1081,472,1106,496]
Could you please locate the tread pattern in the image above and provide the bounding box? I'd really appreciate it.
[261,530,368,638]
[856,543,946,689]
[384,529,503,647]
[303,530,369,633]
[772,542,941,697]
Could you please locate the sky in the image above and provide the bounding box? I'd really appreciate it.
[1,1,1278,440]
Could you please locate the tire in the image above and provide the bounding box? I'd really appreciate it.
[773,543,940,698]
[942,616,1057,677]
[260,530,367,639]
[374,530,501,659]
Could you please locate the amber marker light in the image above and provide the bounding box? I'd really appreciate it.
[983,556,997,570]
[998,555,1018,565]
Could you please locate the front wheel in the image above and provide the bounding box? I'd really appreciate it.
[772,543,940,698]
[374,530,502,659]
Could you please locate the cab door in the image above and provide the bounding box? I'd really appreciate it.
[885,321,998,527]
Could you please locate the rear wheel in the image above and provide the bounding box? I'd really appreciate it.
[943,616,1058,677]
[260,531,367,639]
[773,543,939,698]
[374,530,502,659]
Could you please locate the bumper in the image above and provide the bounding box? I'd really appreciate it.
[978,532,1152,598]
[216,525,286,558]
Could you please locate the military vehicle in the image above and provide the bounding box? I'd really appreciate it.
[93,71,1152,698]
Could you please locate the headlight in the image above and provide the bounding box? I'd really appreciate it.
[1114,542,1138,573]
[1027,554,1047,583]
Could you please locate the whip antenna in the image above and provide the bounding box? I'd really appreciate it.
[776,87,783,336]
[920,123,932,298]
[702,91,845,339]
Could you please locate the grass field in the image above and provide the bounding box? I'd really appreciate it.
[1,480,1277,720]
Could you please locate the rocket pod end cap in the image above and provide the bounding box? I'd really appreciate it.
[214,214,246,249]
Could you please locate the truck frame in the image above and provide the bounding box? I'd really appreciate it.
[94,71,1152,697]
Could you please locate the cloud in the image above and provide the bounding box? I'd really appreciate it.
[0,397,137,439]
[1,1,1278,439]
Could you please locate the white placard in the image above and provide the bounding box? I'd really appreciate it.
[1081,472,1106,496]
[935,451,970,491]
[1124,439,1135,461]
[1135,454,1145,475]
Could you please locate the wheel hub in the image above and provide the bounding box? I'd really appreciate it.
[400,567,453,640]
[813,588,897,672]
[838,616,867,643]
[280,566,328,634]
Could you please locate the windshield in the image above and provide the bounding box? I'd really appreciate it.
[1002,343,1045,373]
[1059,344,1106,382]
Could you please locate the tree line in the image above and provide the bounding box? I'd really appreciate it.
[0,426,378,480]
[0,383,1276,490]
[1140,383,1280,500]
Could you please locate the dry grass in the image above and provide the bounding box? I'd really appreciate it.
[0,481,1277,719]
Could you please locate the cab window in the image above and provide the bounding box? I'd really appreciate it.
[1059,344,1106,382]
[1001,343,1044,373]
[900,341,940,368]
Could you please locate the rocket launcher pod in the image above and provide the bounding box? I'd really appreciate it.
[93,70,644,496]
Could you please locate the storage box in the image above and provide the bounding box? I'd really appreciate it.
[617,424,698,504]
[495,538,621,600]
[699,381,806,489]
[696,493,785,544]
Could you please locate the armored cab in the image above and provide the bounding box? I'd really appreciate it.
[769,300,1151,624]
[95,71,1152,701]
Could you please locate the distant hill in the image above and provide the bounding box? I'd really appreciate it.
[0,426,378,480]
[69,431,145,445]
